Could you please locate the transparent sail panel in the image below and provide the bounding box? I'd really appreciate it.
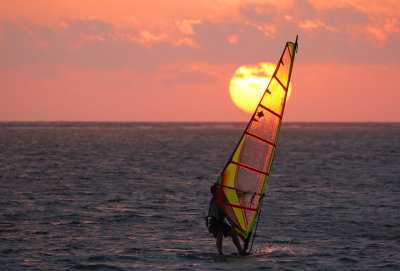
[237,136,274,173]
[248,109,281,143]
[243,194,262,228]
[234,166,265,228]
[235,166,265,197]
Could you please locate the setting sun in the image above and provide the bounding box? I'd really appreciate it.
[229,62,292,114]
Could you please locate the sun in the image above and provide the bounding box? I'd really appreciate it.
[229,62,292,114]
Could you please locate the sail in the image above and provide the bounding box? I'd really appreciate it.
[215,37,298,247]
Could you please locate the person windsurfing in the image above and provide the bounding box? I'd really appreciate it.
[206,183,245,255]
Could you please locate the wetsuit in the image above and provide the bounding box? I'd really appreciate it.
[207,197,233,238]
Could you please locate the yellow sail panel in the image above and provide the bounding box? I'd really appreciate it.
[231,136,247,162]
[276,45,293,88]
[221,164,246,231]
[260,78,286,116]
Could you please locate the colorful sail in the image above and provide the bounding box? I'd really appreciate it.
[215,37,298,250]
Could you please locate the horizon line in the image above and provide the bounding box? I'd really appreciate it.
[1,120,399,124]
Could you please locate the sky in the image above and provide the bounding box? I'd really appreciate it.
[1,0,399,122]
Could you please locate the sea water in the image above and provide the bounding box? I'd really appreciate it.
[0,122,399,270]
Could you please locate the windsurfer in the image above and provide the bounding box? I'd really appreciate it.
[207,183,244,255]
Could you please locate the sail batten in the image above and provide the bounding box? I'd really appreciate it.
[229,160,269,176]
[220,184,265,196]
[214,37,298,252]
[258,104,282,119]
[275,75,288,91]
[215,200,258,212]
[244,131,276,147]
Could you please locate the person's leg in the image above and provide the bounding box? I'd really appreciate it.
[228,229,243,255]
[216,232,223,255]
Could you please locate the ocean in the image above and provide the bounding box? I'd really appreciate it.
[0,122,399,270]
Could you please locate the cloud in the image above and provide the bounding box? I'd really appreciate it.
[247,22,277,38]
[0,21,41,67]
[163,70,218,85]
[236,0,400,65]
[1,0,400,76]
[1,1,400,122]
[175,19,202,35]
[228,34,238,44]
[0,19,200,72]
[138,30,169,44]
[192,21,279,64]
[66,19,114,35]
[364,17,400,46]
[298,19,325,31]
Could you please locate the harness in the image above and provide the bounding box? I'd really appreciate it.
[205,197,222,230]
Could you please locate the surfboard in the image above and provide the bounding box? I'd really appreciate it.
[245,250,280,257]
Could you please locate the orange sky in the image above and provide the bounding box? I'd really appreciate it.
[1,0,399,121]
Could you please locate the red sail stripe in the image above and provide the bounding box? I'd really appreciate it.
[215,200,257,212]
